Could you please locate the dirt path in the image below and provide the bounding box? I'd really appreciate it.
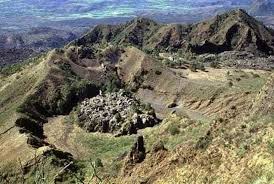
[136,89,210,121]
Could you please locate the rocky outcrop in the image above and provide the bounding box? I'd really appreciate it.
[77,90,159,136]
[127,136,146,164]
[122,136,146,176]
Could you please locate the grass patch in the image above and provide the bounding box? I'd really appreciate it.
[76,133,134,180]
[77,133,134,162]
[143,114,211,150]
[226,70,268,92]
[0,60,46,127]
[168,124,180,135]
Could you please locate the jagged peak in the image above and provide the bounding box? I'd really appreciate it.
[128,16,158,26]
[214,8,254,23]
[230,8,249,16]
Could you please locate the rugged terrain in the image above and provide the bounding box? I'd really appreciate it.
[0,27,79,67]
[0,9,274,183]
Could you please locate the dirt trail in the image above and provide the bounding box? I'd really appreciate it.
[137,89,210,122]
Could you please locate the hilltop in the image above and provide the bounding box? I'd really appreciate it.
[0,9,274,183]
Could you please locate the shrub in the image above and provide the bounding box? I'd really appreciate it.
[189,63,197,72]
[102,75,122,93]
[195,131,212,150]
[168,124,180,135]
[155,70,162,75]
[94,158,104,168]
[210,61,220,68]
[251,72,260,78]
[189,62,205,72]
[236,144,248,158]
[228,81,233,87]
[144,48,153,55]
[268,139,274,153]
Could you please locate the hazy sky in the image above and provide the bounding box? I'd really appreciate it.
[0,0,248,20]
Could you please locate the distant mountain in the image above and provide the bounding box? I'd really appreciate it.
[249,0,274,16]
[0,0,272,34]
[0,27,76,49]
[73,9,274,55]
[0,27,77,66]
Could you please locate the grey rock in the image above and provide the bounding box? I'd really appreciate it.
[77,90,159,136]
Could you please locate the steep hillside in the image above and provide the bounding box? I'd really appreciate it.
[251,73,274,116]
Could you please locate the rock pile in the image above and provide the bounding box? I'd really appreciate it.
[77,90,159,136]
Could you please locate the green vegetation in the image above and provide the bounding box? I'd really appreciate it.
[76,133,134,179]
[226,70,267,92]
[77,133,134,162]
[0,151,82,184]
[189,62,206,72]
[0,59,45,127]
[167,124,180,135]
[209,61,221,68]
[267,139,274,153]
[102,76,122,93]
[143,114,211,150]
[57,80,98,114]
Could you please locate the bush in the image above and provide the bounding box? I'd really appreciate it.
[195,131,212,150]
[228,81,233,87]
[189,63,197,72]
[94,158,104,168]
[189,62,205,72]
[268,139,274,153]
[251,72,260,78]
[210,61,220,68]
[155,70,162,75]
[102,75,122,93]
[236,144,248,158]
[168,124,180,135]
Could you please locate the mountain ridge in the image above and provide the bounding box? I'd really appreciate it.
[73,9,274,55]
